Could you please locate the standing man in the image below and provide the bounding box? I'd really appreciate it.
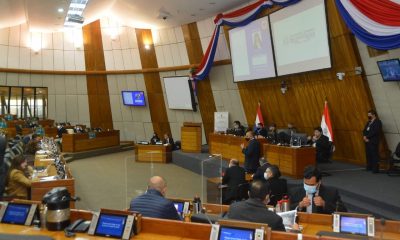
[241,131,260,173]
[363,110,382,173]
[311,127,331,163]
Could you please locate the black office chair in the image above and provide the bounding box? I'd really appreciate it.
[319,142,334,177]
[234,183,249,202]
[388,142,400,176]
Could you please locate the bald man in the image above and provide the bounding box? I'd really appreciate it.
[222,159,246,204]
[129,176,181,220]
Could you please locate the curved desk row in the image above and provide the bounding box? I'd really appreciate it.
[61,130,120,153]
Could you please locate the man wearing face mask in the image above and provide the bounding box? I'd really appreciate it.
[363,110,382,173]
[255,123,268,138]
[252,157,271,181]
[222,159,246,204]
[290,165,346,214]
[227,180,286,231]
[241,130,261,174]
[129,176,181,220]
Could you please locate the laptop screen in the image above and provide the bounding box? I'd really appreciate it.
[173,202,184,214]
[340,216,367,235]
[218,226,255,240]
[2,203,31,225]
[95,213,127,238]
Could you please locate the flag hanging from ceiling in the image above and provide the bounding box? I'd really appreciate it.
[335,0,400,50]
[321,101,334,142]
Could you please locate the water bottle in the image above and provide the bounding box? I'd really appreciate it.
[281,195,290,212]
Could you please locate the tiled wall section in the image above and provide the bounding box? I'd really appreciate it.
[209,65,246,126]
[151,27,189,67]
[356,39,400,152]
[100,18,142,71]
[197,17,231,61]
[0,24,85,71]
[107,74,153,142]
[0,72,90,126]
[159,70,206,144]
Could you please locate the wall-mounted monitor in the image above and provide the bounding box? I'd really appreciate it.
[270,0,331,76]
[229,15,276,82]
[377,59,400,82]
[122,91,146,106]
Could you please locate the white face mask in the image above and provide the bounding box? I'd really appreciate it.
[264,172,269,180]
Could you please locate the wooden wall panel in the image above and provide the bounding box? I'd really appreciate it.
[234,0,386,165]
[182,23,216,143]
[135,29,171,136]
[82,20,113,129]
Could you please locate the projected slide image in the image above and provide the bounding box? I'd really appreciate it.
[229,15,276,82]
[270,0,331,76]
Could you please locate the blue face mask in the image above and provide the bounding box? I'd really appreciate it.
[304,183,317,194]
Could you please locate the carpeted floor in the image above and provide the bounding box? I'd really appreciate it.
[68,150,206,211]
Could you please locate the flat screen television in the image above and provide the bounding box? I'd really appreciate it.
[377,59,400,82]
[122,91,146,106]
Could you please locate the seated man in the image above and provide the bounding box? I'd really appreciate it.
[255,123,268,138]
[150,132,160,145]
[162,133,175,150]
[226,180,286,231]
[252,157,271,181]
[24,134,41,155]
[290,165,347,214]
[129,176,181,220]
[266,123,278,144]
[310,127,331,163]
[222,159,246,204]
[232,121,246,137]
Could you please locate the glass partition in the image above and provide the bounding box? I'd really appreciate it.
[9,87,22,118]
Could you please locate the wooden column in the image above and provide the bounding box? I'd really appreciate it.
[135,29,171,136]
[82,20,113,129]
[182,23,216,143]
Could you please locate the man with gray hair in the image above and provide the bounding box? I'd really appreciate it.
[129,176,181,220]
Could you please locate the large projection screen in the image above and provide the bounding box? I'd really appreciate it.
[270,0,331,76]
[229,15,276,82]
[163,76,194,110]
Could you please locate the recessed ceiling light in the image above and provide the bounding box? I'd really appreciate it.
[58,8,64,13]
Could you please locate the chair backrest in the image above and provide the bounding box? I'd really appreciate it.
[235,183,249,201]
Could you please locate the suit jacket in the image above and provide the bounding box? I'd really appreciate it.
[5,169,31,199]
[222,165,246,203]
[268,178,288,206]
[150,136,160,145]
[242,139,260,173]
[255,128,268,138]
[267,131,278,144]
[252,163,271,181]
[363,119,382,146]
[290,185,347,214]
[315,135,331,163]
[227,198,286,231]
[130,189,181,220]
[163,137,175,149]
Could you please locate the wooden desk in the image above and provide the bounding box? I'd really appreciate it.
[264,144,316,179]
[39,119,55,127]
[181,122,202,153]
[61,130,120,152]
[209,133,267,164]
[31,178,75,208]
[298,212,400,239]
[44,127,58,138]
[135,144,172,163]
[5,120,24,128]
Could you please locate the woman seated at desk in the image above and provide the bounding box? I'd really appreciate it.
[5,155,33,199]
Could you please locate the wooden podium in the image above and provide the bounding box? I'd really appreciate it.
[181,122,202,153]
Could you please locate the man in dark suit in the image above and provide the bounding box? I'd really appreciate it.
[150,132,160,145]
[311,127,331,163]
[130,176,181,220]
[233,121,246,136]
[363,110,382,173]
[162,133,175,150]
[222,159,246,204]
[267,123,278,144]
[240,131,260,173]
[290,165,347,214]
[252,157,271,181]
[255,123,268,138]
[227,180,286,231]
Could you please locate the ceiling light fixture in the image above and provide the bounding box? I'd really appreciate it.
[144,44,150,50]
[64,0,89,27]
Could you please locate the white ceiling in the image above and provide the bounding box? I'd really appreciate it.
[0,0,249,32]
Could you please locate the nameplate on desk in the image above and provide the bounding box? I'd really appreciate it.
[39,176,57,181]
